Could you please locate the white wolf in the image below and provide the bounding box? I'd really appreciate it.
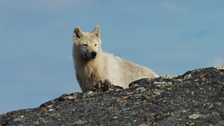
[73,26,158,92]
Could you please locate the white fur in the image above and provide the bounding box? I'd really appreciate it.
[73,26,158,92]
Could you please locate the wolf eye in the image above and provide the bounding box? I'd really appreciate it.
[94,44,97,46]
[83,44,88,47]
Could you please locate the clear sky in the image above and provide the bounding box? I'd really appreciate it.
[0,0,224,114]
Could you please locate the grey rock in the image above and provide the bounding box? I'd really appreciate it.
[0,66,224,126]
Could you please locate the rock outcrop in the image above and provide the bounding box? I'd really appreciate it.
[0,66,224,126]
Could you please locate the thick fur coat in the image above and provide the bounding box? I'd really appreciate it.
[73,26,158,92]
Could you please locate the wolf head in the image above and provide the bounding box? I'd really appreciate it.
[73,26,101,60]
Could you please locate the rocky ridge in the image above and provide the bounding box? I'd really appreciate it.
[0,66,224,126]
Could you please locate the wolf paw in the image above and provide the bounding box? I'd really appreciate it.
[94,79,111,92]
[94,79,123,92]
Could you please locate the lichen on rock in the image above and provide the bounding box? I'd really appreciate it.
[0,66,223,126]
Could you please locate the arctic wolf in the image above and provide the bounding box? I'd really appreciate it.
[73,26,158,92]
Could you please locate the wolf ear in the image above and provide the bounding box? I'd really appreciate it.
[91,25,100,38]
[74,26,83,39]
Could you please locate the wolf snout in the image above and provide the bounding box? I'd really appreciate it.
[91,51,97,58]
[84,51,97,59]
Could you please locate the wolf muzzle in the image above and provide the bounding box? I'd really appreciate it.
[84,51,97,59]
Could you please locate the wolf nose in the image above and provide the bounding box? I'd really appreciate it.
[91,51,97,57]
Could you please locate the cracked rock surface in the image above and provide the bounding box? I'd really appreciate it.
[0,66,224,126]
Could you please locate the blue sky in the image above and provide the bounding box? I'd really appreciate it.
[0,0,224,114]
